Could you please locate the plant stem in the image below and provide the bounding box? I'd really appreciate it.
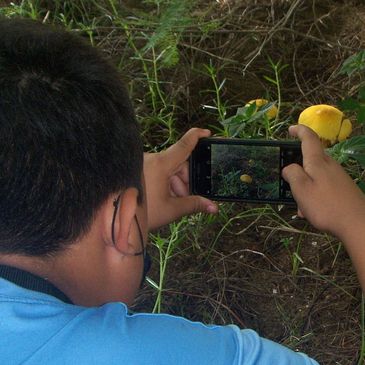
[153,221,185,313]
[273,63,282,124]
[123,25,158,114]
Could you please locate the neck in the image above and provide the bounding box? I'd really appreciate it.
[0,240,103,306]
[0,254,53,280]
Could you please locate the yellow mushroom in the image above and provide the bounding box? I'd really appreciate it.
[338,118,352,142]
[246,99,278,120]
[298,104,352,145]
[240,174,253,184]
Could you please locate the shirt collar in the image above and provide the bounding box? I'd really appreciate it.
[0,265,73,304]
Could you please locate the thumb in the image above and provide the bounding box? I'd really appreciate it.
[163,128,211,171]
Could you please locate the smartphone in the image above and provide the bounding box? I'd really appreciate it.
[190,138,302,204]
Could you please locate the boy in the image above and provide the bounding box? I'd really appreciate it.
[1,18,364,364]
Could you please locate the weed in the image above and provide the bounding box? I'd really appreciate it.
[202,61,227,130]
[123,25,178,147]
[280,226,306,277]
[0,0,43,19]
[148,219,188,313]
[339,51,365,124]
[219,102,276,139]
[263,57,290,136]
[203,56,290,139]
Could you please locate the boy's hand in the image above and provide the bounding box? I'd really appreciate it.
[144,128,218,231]
[282,125,365,241]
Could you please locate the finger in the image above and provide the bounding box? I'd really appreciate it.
[163,128,211,170]
[289,125,325,164]
[169,195,218,219]
[176,162,189,184]
[170,175,189,197]
[282,163,312,205]
[282,163,311,185]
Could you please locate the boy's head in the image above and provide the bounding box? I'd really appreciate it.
[0,18,143,257]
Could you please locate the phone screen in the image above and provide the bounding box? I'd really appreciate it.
[190,138,302,204]
[211,144,282,200]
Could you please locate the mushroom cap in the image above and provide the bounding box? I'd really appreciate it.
[338,118,352,142]
[240,174,253,184]
[298,104,352,144]
[246,99,278,120]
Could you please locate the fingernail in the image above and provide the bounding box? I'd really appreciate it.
[207,205,217,213]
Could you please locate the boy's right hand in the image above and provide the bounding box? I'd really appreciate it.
[282,125,365,242]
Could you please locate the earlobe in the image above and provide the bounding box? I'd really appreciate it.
[110,188,139,255]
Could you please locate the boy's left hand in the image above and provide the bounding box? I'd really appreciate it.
[144,128,218,231]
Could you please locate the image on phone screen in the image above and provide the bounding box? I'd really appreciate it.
[211,144,284,200]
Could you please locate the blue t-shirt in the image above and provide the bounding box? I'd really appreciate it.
[0,278,319,364]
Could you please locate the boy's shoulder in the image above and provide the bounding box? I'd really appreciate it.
[0,278,318,365]
[0,278,239,364]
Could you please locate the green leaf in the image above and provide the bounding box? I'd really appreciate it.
[220,101,277,137]
[199,19,221,35]
[263,75,277,85]
[338,97,359,111]
[220,111,249,137]
[357,106,365,124]
[161,43,180,68]
[339,50,365,76]
[236,104,249,115]
[143,0,193,64]
[327,135,365,167]
[359,86,365,101]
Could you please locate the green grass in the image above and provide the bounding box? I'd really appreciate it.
[2,1,365,363]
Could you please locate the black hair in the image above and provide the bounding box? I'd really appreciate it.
[0,18,143,256]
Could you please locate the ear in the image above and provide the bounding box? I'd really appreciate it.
[111,188,139,255]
